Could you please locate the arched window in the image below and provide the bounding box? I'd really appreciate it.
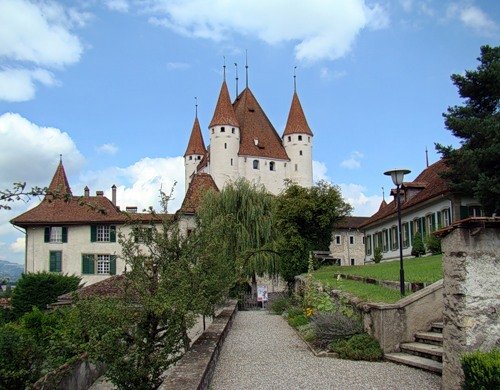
[269,161,275,171]
[253,160,259,170]
[298,135,303,141]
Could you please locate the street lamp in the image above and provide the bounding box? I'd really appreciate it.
[384,168,411,296]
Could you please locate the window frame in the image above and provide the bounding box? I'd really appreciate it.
[82,254,116,275]
[253,160,259,170]
[335,235,341,245]
[49,250,62,272]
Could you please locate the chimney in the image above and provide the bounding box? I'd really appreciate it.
[125,206,137,213]
[84,186,89,197]
[112,185,117,206]
[96,191,104,196]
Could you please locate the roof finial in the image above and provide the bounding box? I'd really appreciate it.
[293,66,297,93]
[223,56,226,81]
[59,154,62,163]
[195,96,198,118]
[234,62,239,98]
[245,49,248,88]
[382,186,385,202]
[425,147,429,167]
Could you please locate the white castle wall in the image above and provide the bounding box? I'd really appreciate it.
[209,125,240,191]
[283,133,313,188]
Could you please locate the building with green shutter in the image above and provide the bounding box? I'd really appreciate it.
[359,159,483,263]
[11,160,163,286]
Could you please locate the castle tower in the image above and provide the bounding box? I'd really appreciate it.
[282,91,313,187]
[208,80,240,190]
[184,115,206,193]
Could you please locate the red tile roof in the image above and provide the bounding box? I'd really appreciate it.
[47,161,72,197]
[233,88,289,160]
[283,92,313,136]
[184,116,206,157]
[57,275,128,302]
[209,81,239,128]
[360,160,450,228]
[335,216,370,229]
[178,173,219,214]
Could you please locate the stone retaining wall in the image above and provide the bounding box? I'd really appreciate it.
[332,273,431,292]
[159,300,238,390]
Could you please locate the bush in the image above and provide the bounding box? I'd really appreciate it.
[411,233,426,257]
[310,311,363,349]
[461,349,500,390]
[425,234,442,255]
[270,297,292,315]
[11,272,81,319]
[297,323,315,342]
[329,333,383,361]
[288,314,308,328]
[372,246,383,263]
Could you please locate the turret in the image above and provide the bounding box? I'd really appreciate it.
[208,80,240,190]
[184,116,206,193]
[283,91,313,187]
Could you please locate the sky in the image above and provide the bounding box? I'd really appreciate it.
[0,0,499,265]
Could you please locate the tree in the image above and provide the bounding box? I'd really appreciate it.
[11,272,81,319]
[411,232,426,257]
[372,246,383,264]
[274,180,352,286]
[436,45,500,216]
[0,182,47,210]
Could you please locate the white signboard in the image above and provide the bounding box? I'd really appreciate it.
[257,285,268,302]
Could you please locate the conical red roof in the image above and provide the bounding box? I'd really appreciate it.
[209,81,239,128]
[47,160,72,197]
[184,117,206,157]
[283,92,313,136]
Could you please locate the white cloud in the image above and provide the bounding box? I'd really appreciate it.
[320,67,347,81]
[0,68,57,102]
[313,160,330,182]
[146,0,389,63]
[0,113,85,187]
[96,143,119,155]
[340,151,364,169]
[10,237,25,253]
[447,4,497,34]
[166,61,191,70]
[339,183,382,216]
[105,0,130,13]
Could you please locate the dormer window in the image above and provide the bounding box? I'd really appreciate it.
[298,135,303,141]
[253,160,259,169]
[269,161,275,171]
[221,127,225,132]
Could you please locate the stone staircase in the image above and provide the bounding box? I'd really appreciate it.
[385,322,443,374]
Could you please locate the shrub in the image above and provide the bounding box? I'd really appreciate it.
[270,297,292,315]
[288,314,308,329]
[310,311,363,349]
[286,306,304,319]
[297,323,316,342]
[461,349,500,390]
[372,246,383,263]
[329,333,383,361]
[425,234,442,255]
[11,272,81,319]
[411,233,426,257]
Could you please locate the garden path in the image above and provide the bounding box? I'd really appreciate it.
[211,310,441,390]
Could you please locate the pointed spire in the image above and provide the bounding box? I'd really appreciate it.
[245,50,248,88]
[223,56,226,81]
[283,91,313,136]
[209,80,239,128]
[195,96,198,118]
[184,115,206,157]
[234,62,239,98]
[47,158,72,198]
[293,66,297,93]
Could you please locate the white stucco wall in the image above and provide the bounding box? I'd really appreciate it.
[283,133,313,188]
[237,156,288,195]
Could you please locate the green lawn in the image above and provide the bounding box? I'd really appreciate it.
[314,254,443,284]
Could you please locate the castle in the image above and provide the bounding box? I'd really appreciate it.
[183,77,314,195]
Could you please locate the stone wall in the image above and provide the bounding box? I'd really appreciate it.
[440,218,500,390]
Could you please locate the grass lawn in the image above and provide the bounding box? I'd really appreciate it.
[313,254,443,284]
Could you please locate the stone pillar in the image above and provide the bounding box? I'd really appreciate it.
[441,218,500,390]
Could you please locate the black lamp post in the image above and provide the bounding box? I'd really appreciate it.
[384,168,411,296]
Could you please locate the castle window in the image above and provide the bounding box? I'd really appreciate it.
[230,158,233,166]
[269,161,275,171]
[299,150,303,156]
[253,160,259,170]
[298,135,302,141]
[308,136,310,142]
[189,156,193,160]
[335,235,341,245]
[221,127,225,132]
[197,156,201,160]
[294,164,298,172]
[211,128,214,134]
[232,128,235,134]
[287,136,291,142]
[349,236,355,245]
[224,143,227,149]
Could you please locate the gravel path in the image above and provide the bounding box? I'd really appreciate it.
[211,311,441,390]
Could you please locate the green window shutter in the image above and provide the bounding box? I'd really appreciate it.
[410,222,414,241]
[62,227,68,243]
[460,206,469,220]
[421,217,426,235]
[389,229,393,249]
[90,226,97,242]
[110,256,117,275]
[431,214,436,231]
[44,227,50,243]
[50,251,61,272]
[82,254,95,274]
[437,211,442,228]
[110,226,116,242]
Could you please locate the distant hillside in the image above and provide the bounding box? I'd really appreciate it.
[0,260,24,282]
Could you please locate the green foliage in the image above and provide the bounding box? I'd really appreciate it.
[424,233,442,255]
[287,314,308,328]
[461,349,500,390]
[411,232,426,257]
[436,45,500,215]
[310,312,363,349]
[372,246,383,263]
[11,272,80,319]
[269,297,293,315]
[329,333,384,361]
[275,180,352,284]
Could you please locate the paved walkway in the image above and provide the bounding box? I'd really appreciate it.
[211,311,441,390]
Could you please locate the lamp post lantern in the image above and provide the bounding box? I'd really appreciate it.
[384,168,411,296]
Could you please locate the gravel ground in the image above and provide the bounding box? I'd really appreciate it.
[210,311,441,390]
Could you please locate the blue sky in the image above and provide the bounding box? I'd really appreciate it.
[0,0,499,264]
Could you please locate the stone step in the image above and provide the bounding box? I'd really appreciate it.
[385,352,443,374]
[431,322,444,333]
[401,342,443,361]
[415,331,443,345]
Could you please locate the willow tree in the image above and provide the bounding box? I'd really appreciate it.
[195,179,278,296]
